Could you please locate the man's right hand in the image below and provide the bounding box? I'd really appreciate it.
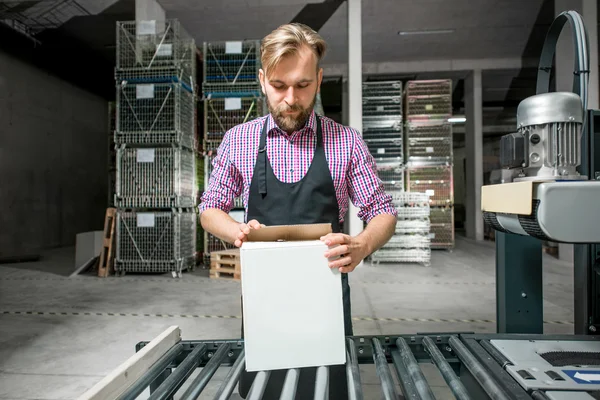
[234,219,263,247]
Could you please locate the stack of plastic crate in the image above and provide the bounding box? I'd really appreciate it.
[201,39,266,266]
[112,19,198,277]
[405,79,455,249]
[371,192,431,266]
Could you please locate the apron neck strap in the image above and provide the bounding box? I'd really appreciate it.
[257,113,321,195]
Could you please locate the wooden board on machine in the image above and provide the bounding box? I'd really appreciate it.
[98,208,116,278]
[209,249,240,280]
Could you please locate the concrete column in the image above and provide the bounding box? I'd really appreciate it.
[555,0,598,109]
[464,69,484,241]
[554,0,598,261]
[347,0,363,238]
[135,0,165,22]
[341,78,349,126]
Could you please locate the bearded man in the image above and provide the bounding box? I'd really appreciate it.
[198,23,397,399]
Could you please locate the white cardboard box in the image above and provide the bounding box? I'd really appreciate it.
[240,224,346,372]
[75,231,104,270]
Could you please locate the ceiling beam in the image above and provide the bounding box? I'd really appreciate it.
[322,57,540,77]
[290,0,346,31]
[503,0,554,104]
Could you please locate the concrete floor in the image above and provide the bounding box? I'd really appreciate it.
[0,235,575,400]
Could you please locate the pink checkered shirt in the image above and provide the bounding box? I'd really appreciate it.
[198,111,398,224]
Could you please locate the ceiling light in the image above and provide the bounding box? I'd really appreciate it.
[448,116,466,123]
[398,29,455,36]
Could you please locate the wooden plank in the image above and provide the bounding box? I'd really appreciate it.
[210,270,241,281]
[210,249,240,257]
[481,182,533,215]
[76,326,181,400]
[98,208,116,278]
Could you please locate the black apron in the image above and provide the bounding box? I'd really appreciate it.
[238,115,353,399]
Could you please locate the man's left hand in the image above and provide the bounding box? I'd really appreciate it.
[320,233,369,273]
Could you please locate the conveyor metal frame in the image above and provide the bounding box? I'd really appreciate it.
[76,330,600,400]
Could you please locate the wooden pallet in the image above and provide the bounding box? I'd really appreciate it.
[209,249,240,280]
[98,208,116,278]
[209,268,241,281]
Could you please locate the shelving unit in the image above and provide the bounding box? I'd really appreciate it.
[112,19,198,277]
[404,79,455,249]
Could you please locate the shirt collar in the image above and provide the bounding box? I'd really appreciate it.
[266,110,317,139]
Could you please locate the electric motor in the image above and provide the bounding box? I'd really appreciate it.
[500,92,585,182]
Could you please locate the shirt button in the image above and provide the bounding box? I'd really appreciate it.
[290,169,294,173]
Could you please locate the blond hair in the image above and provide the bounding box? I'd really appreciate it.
[260,23,327,77]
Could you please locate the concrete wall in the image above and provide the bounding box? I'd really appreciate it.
[0,49,108,258]
[453,138,502,231]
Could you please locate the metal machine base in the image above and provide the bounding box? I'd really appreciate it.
[491,339,600,391]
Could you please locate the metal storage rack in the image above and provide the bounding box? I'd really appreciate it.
[430,206,455,249]
[200,39,266,267]
[108,101,117,207]
[405,79,455,249]
[204,96,266,144]
[202,40,262,97]
[115,19,196,87]
[115,146,196,208]
[371,192,431,265]
[115,81,195,150]
[375,161,404,192]
[115,209,196,275]
[406,165,454,207]
[362,81,404,166]
[362,80,434,264]
[113,19,198,277]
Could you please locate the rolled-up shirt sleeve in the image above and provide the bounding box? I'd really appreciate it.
[198,130,243,215]
[346,129,398,223]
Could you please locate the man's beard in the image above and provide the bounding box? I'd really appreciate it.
[266,92,317,133]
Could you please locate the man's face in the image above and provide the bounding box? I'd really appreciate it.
[259,45,323,133]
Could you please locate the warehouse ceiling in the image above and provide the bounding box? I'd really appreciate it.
[158,0,547,64]
[157,0,552,135]
[0,0,557,135]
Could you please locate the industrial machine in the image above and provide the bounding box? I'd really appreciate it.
[482,10,600,244]
[78,10,600,400]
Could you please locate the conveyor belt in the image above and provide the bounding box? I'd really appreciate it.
[78,331,600,400]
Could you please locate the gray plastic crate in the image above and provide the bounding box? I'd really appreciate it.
[115,210,196,274]
[115,146,196,208]
[116,81,195,149]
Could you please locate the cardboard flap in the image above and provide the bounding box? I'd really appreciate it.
[247,223,332,242]
[481,181,533,214]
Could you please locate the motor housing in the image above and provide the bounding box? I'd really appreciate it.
[500,92,585,181]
